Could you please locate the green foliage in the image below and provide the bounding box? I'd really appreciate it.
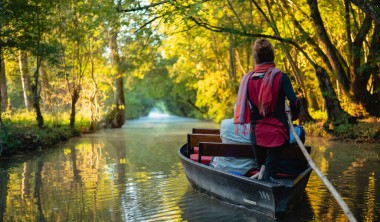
[0,122,79,157]
[333,121,380,143]
[125,92,154,119]
[0,110,85,157]
[0,124,22,153]
[309,109,328,121]
[303,121,329,138]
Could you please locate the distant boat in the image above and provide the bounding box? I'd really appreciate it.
[178,131,312,218]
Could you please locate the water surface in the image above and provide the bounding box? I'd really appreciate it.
[0,114,379,221]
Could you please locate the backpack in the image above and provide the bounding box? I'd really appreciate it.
[289,125,305,144]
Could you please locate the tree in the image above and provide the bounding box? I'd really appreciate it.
[0,51,8,112]
[117,0,378,126]
[347,0,380,115]
[106,24,126,128]
[18,50,33,111]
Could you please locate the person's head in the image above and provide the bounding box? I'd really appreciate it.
[252,38,275,65]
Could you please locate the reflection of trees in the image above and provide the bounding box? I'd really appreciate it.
[34,158,45,221]
[105,128,189,220]
[341,160,379,221]
[106,133,126,221]
[306,138,380,221]
[90,140,100,222]
[21,161,33,200]
[0,169,9,221]
[70,144,85,221]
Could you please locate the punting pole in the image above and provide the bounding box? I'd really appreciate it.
[285,103,357,222]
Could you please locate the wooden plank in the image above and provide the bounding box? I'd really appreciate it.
[187,134,221,148]
[198,142,311,163]
[198,142,253,160]
[192,128,220,134]
[198,142,253,161]
[186,134,222,158]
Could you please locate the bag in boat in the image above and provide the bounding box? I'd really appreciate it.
[289,125,305,144]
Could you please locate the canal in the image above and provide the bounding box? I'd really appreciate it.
[0,113,379,221]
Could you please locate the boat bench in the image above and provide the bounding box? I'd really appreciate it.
[192,128,220,134]
[187,131,310,160]
[187,133,222,163]
[197,142,311,178]
[187,130,310,174]
[198,142,310,160]
[186,131,310,178]
[188,129,220,159]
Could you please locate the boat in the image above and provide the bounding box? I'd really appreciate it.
[178,132,312,218]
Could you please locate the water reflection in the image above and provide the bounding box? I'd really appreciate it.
[0,114,379,221]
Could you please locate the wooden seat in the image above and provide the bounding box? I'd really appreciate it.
[192,128,220,134]
[187,129,311,178]
[186,133,221,158]
[198,142,310,160]
[197,142,310,177]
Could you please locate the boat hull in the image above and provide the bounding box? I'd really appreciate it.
[178,144,312,218]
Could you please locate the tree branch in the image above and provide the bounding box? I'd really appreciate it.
[307,0,350,92]
[349,0,380,25]
[279,0,332,72]
[226,0,247,33]
[187,15,317,68]
[117,0,171,13]
[134,15,165,33]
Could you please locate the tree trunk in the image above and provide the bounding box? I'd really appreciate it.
[315,66,355,129]
[69,87,80,128]
[228,34,236,80]
[32,58,44,129]
[89,58,99,131]
[107,26,125,128]
[31,81,44,128]
[357,22,380,116]
[39,63,52,112]
[0,50,8,112]
[307,0,351,93]
[282,1,333,72]
[18,50,33,112]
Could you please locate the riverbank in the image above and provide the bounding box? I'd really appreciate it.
[304,117,380,143]
[0,123,80,158]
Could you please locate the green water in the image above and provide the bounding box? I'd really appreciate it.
[0,115,379,221]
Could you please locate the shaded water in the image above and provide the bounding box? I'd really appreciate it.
[0,114,379,221]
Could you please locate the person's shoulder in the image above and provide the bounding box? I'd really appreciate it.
[280,72,289,77]
[280,72,291,82]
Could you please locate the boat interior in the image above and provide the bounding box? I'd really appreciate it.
[186,129,311,181]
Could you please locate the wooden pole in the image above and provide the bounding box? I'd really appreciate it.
[285,103,357,222]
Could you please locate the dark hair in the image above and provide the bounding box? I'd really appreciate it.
[252,38,275,64]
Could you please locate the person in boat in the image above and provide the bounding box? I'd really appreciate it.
[209,118,258,175]
[234,38,300,184]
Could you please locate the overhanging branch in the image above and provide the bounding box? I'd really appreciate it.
[188,15,318,68]
[117,0,171,13]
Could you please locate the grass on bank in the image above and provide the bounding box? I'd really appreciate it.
[0,111,88,157]
[303,109,380,143]
[303,118,380,143]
